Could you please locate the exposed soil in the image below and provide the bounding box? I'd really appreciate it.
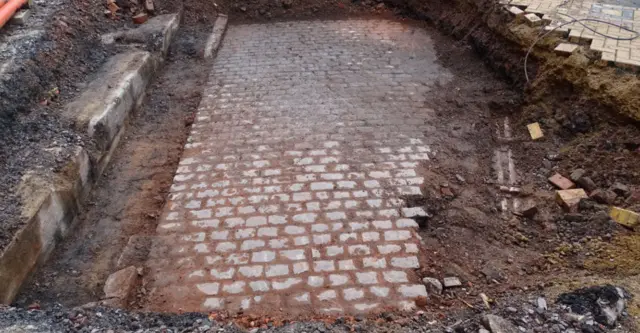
[0,0,180,251]
[13,20,212,308]
[3,0,640,331]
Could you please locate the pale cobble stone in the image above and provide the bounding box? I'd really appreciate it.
[145,19,453,314]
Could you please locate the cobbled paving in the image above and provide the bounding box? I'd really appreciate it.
[144,20,453,315]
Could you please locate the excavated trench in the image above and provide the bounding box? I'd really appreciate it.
[2,0,640,331]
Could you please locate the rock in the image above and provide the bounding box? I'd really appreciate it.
[456,174,466,183]
[589,189,616,205]
[548,173,575,190]
[443,276,462,288]
[482,314,519,333]
[441,187,454,197]
[414,295,428,307]
[569,169,586,182]
[422,277,443,294]
[479,329,490,333]
[610,182,630,198]
[103,266,139,306]
[576,177,597,193]
[537,297,547,310]
[144,0,154,12]
[546,154,561,161]
[516,200,538,218]
[578,198,594,211]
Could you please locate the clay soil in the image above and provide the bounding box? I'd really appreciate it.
[5,0,640,330]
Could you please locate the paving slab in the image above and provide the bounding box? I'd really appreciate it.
[506,0,640,68]
[144,19,454,315]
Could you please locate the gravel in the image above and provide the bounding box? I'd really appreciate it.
[0,288,636,333]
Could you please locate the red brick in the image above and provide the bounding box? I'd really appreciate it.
[548,173,575,190]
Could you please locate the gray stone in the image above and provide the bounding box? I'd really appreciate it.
[537,297,547,310]
[610,182,630,197]
[482,314,519,333]
[443,276,462,288]
[422,277,443,294]
[104,266,138,305]
[576,176,597,192]
[517,200,538,218]
[569,168,586,182]
[479,329,490,333]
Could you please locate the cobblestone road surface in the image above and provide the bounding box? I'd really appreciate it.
[144,19,453,315]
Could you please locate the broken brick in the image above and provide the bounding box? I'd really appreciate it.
[609,206,639,229]
[556,189,588,211]
[548,173,575,190]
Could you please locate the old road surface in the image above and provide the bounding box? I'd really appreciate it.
[143,19,454,315]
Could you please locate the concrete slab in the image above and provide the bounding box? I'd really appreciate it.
[63,51,158,152]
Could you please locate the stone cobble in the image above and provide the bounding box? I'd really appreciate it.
[143,19,453,315]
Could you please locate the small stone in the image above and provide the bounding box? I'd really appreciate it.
[455,174,466,183]
[537,297,547,310]
[569,169,586,182]
[576,177,597,192]
[578,198,595,211]
[479,329,490,333]
[282,0,293,9]
[422,277,443,294]
[103,266,138,306]
[517,200,538,218]
[590,189,616,204]
[414,295,428,307]
[441,187,454,197]
[482,314,519,333]
[443,277,462,288]
[546,154,561,161]
[610,182,630,197]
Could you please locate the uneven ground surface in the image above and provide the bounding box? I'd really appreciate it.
[2,0,640,332]
[13,21,213,309]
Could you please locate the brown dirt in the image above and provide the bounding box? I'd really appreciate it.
[5,0,639,332]
[13,19,211,308]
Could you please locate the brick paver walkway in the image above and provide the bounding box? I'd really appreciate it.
[504,0,640,67]
[144,20,453,315]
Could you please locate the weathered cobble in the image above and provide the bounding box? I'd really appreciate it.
[144,19,453,315]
